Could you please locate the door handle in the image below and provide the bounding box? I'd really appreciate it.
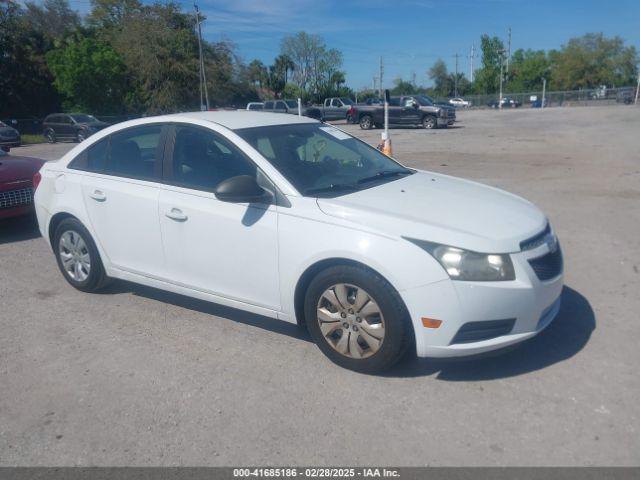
[165,208,188,222]
[89,190,106,201]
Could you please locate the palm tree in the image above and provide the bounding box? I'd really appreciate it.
[274,54,295,84]
[248,59,267,88]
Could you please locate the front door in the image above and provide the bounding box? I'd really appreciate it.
[158,124,280,310]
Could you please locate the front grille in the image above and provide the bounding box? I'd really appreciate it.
[528,247,563,281]
[450,318,516,344]
[0,187,34,209]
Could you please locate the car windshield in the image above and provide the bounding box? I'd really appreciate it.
[414,95,435,106]
[285,101,298,109]
[70,114,98,123]
[235,123,414,197]
[340,97,354,105]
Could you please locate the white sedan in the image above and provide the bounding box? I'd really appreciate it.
[449,97,471,108]
[33,111,563,372]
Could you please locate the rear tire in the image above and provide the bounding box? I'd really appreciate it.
[422,115,437,129]
[76,130,87,142]
[359,115,373,130]
[304,265,413,373]
[53,218,110,292]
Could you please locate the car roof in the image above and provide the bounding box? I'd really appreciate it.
[166,110,318,130]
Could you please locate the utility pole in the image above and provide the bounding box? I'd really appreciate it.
[635,73,640,105]
[506,27,512,73]
[454,53,459,97]
[412,71,416,87]
[378,56,384,99]
[194,3,209,110]
[542,77,546,109]
[469,44,476,82]
[373,76,378,92]
[498,48,506,110]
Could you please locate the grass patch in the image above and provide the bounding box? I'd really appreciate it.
[20,134,46,144]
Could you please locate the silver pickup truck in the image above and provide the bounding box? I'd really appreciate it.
[312,97,355,121]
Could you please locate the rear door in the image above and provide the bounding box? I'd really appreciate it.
[60,115,75,138]
[157,124,280,309]
[80,124,167,278]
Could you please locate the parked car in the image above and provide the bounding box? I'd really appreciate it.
[0,121,21,148]
[42,113,109,143]
[449,97,471,108]
[531,98,548,108]
[0,148,44,220]
[312,97,355,121]
[364,98,383,105]
[34,111,563,372]
[261,100,321,120]
[246,102,264,111]
[616,87,635,105]
[348,95,456,129]
[488,97,522,108]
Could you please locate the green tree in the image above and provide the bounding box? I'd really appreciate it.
[247,59,268,88]
[47,33,128,113]
[280,31,345,100]
[474,35,506,94]
[0,0,64,117]
[507,49,551,92]
[551,33,638,89]
[428,59,450,96]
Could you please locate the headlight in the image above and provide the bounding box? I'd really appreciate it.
[405,238,515,281]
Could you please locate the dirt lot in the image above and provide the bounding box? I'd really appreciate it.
[1,106,638,466]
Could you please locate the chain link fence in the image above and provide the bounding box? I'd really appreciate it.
[438,86,638,109]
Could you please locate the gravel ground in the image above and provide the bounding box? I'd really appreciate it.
[1,106,638,466]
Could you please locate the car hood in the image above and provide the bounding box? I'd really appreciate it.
[0,127,19,136]
[0,156,44,184]
[316,171,547,253]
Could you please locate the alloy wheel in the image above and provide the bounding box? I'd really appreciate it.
[58,230,91,282]
[316,283,385,359]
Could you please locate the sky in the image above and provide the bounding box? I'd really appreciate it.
[65,0,640,89]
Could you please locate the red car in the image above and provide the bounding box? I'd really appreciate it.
[0,148,44,220]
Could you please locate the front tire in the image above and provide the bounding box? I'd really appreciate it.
[304,265,413,373]
[54,218,109,292]
[45,129,56,143]
[359,115,373,130]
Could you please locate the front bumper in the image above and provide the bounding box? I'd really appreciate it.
[400,241,563,358]
[0,138,21,147]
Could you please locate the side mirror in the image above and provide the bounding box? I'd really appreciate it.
[214,175,271,204]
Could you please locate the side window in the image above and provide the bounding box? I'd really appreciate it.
[105,125,162,180]
[389,98,401,107]
[324,99,331,107]
[87,138,109,171]
[403,97,414,107]
[275,101,286,111]
[69,137,109,172]
[61,115,72,124]
[171,126,256,192]
[264,101,274,110]
[331,98,341,107]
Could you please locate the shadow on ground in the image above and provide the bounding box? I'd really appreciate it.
[100,280,314,344]
[384,286,595,380]
[0,215,41,245]
[102,280,593,379]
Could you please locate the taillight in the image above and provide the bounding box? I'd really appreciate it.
[33,171,42,190]
[347,106,355,116]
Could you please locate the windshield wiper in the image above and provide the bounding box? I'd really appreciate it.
[357,169,414,185]
[303,183,360,196]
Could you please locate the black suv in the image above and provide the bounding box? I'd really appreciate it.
[43,113,109,143]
